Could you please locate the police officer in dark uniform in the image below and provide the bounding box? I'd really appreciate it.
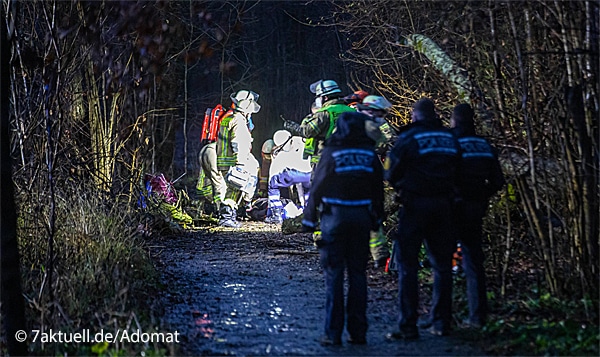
[450,103,505,328]
[384,98,461,339]
[302,112,384,346]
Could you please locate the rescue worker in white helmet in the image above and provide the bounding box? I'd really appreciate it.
[265,130,312,224]
[283,79,355,172]
[197,89,261,228]
[231,90,259,132]
[348,94,394,269]
[356,95,394,151]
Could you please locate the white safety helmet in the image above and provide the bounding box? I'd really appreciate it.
[357,95,392,112]
[261,139,275,154]
[236,98,261,114]
[230,90,259,105]
[290,136,305,152]
[273,130,292,147]
[310,80,341,97]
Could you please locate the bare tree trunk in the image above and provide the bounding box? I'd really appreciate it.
[40,0,63,329]
[490,1,515,297]
[554,0,599,297]
[525,5,560,282]
[488,1,510,133]
[403,33,472,102]
[500,195,514,297]
[183,59,189,175]
[508,3,559,294]
[554,0,588,294]
[567,1,599,294]
[1,6,27,354]
[181,0,194,176]
[8,40,26,168]
[566,85,597,296]
[85,56,126,192]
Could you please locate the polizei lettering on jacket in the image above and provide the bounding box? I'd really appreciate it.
[414,132,459,155]
[331,149,374,173]
[458,137,494,158]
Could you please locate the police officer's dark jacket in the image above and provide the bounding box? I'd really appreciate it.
[385,119,461,197]
[451,126,505,201]
[302,112,384,228]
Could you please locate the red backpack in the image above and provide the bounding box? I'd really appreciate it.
[200,104,231,144]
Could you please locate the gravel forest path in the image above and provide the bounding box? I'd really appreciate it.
[152,222,486,356]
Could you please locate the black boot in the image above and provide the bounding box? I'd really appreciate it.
[237,201,251,221]
[218,205,241,228]
[202,200,218,217]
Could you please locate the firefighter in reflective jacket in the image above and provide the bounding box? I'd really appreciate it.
[302,111,384,346]
[283,79,355,170]
[197,90,260,228]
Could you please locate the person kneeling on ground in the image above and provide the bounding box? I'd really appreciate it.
[265,130,312,224]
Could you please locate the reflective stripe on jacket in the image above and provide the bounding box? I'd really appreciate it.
[455,135,505,200]
[303,103,355,163]
[385,120,461,196]
[216,112,253,171]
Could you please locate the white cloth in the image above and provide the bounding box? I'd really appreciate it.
[239,153,260,201]
[269,136,312,177]
[229,112,254,165]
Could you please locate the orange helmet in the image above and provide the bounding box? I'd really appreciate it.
[343,90,369,107]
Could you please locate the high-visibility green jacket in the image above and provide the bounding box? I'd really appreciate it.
[296,99,354,164]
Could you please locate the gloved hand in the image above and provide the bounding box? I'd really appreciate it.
[283,119,300,135]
